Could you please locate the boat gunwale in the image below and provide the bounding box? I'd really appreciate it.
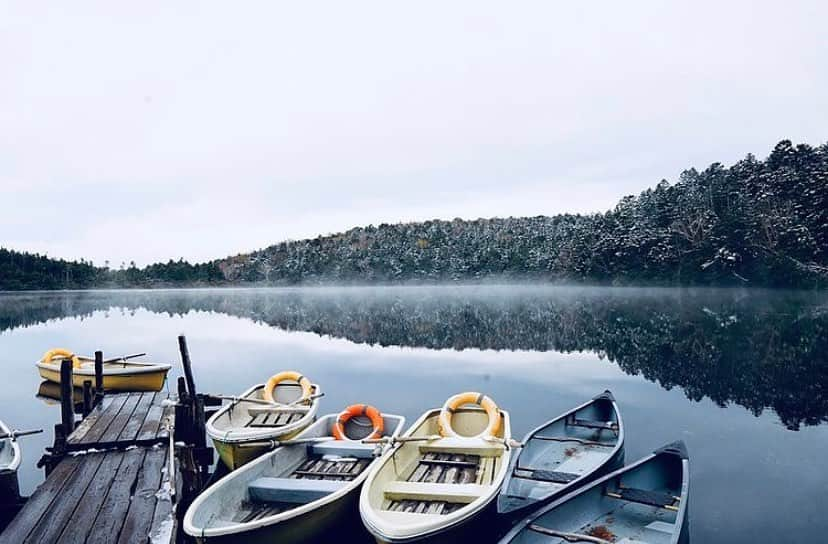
[359,406,513,543]
[497,390,625,517]
[184,412,407,538]
[205,383,322,444]
[35,356,172,376]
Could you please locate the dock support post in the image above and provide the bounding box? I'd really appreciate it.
[60,359,75,435]
[94,350,104,405]
[82,380,93,417]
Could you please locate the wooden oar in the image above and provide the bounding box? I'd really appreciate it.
[362,434,441,445]
[102,353,147,364]
[211,391,324,407]
[528,525,613,544]
[0,429,44,440]
[237,436,336,449]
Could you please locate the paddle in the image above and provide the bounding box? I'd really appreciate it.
[0,429,44,441]
[102,353,147,364]
[484,436,524,449]
[211,392,324,407]
[237,436,336,449]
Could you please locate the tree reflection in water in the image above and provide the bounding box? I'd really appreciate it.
[1,286,825,430]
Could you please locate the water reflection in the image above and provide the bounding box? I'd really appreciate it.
[1,286,826,430]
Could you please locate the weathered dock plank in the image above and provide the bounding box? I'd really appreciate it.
[71,393,130,445]
[56,451,126,543]
[85,447,146,544]
[0,456,82,544]
[118,392,158,442]
[116,447,166,544]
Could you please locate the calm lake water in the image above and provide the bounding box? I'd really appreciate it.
[1,286,826,543]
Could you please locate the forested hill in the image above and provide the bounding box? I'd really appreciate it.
[220,140,827,287]
[2,140,826,290]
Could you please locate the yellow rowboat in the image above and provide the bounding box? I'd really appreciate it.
[35,354,171,392]
[206,380,322,470]
[360,393,512,543]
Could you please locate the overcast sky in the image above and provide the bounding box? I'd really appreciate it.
[2,1,826,266]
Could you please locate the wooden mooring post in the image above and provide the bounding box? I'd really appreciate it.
[94,350,104,406]
[59,359,75,436]
[81,380,93,417]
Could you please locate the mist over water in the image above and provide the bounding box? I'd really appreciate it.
[1,285,826,542]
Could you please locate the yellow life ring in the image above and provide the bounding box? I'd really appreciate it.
[263,371,313,405]
[438,392,501,439]
[41,348,82,368]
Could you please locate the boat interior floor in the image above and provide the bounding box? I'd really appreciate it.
[234,453,372,523]
[245,411,305,428]
[384,452,487,515]
[531,494,679,544]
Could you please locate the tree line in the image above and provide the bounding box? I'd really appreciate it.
[2,139,826,290]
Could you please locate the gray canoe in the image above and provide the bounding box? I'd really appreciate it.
[498,390,624,520]
[499,441,690,544]
[184,411,405,544]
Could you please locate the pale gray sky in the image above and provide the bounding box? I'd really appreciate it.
[2,1,826,266]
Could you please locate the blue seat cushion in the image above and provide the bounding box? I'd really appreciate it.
[310,441,376,459]
[248,477,345,504]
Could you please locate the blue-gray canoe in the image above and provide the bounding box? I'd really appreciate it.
[499,441,690,544]
[498,391,624,520]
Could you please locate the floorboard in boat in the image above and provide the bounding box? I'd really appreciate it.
[385,452,481,514]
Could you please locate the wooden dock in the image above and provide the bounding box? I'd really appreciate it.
[0,338,214,544]
[0,392,178,544]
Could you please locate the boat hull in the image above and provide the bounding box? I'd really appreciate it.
[37,366,168,392]
[211,426,304,471]
[370,500,501,544]
[193,486,371,544]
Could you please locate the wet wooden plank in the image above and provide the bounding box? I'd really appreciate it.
[100,393,143,443]
[23,452,109,544]
[0,456,82,543]
[117,448,167,544]
[118,392,157,442]
[66,396,116,444]
[147,455,178,544]
[85,448,146,544]
[75,394,130,445]
[57,452,126,543]
[136,394,167,442]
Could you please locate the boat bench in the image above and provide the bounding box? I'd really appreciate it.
[419,437,505,457]
[514,467,579,484]
[383,481,487,504]
[606,487,680,510]
[248,477,345,504]
[310,441,376,459]
[568,418,618,431]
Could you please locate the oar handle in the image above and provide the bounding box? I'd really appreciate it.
[286,392,324,406]
[237,436,335,449]
[213,395,273,406]
[102,353,147,364]
[0,429,44,440]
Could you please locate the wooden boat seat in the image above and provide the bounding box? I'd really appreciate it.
[606,487,680,510]
[513,467,579,484]
[248,477,345,504]
[383,481,487,504]
[567,418,618,431]
[310,441,376,459]
[248,405,311,415]
[246,412,303,428]
[419,437,505,457]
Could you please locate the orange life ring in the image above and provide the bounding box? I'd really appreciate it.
[41,348,82,369]
[438,392,501,439]
[263,371,313,404]
[333,404,384,441]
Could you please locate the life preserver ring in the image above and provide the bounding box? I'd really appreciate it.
[263,371,313,404]
[333,404,384,441]
[438,392,501,439]
[41,348,82,368]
